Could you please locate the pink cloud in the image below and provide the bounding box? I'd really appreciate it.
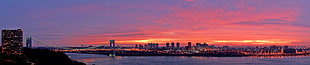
[185,0,195,2]
[33,0,308,46]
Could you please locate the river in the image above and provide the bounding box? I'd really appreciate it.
[66,53,310,65]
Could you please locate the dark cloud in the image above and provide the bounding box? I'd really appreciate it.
[263,19,285,21]
[230,21,284,25]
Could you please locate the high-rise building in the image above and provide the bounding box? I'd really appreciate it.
[110,40,115,47]
[171,42,175,48]
[284,46,289,49]
[139,44,143,48]
[26,37,32,48]
[155,44,159,48]
[147,43,152,48]
[176,42,180,48]
[147,43,159,48]
[144,44,147,48]
[166,43,169,48]
[203,42,208,47]
[188,42,191,48]
[135,44,138,48]
[196,43,201,47]
[1,29,23,55]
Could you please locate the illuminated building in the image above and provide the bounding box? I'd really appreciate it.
[135,44,138,48]
[147,43,152,48]
[284,46,289,49]
[171,42,175,48]
[26,37,32,48]
[196,43,208,47]
[110,40,115,47]
[155,44,158,48]
[284,48,297,54]
[196,43,201,47]
[1,29,23,55]
[188,42,191,48]
[166,43,169,48]
[176,42,180,48]
[147,43,159,48]
[203,43,208,47]
[139,44,143,48]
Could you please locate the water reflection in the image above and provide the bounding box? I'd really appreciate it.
[80,58,96,63]
[66,53,310,65]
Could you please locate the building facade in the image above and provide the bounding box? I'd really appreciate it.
[1,29,23,55]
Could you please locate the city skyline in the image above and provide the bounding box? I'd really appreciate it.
[1,0,310,47]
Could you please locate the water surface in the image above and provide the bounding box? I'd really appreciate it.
[66,53,310,65]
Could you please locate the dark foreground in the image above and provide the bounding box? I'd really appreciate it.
[66,53,310,65]
[0,48,85,65]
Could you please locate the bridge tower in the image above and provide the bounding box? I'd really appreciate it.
[110,40,115,48]
[26,37,32,48]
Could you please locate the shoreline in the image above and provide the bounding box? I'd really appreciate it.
[67,52,310,58]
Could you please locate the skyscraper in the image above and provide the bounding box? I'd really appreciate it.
[110,40,115,47]
[147,43,159,48]
[1,29,23,55]
[155,43,159,48]
[171,42,175,48]
[135,44,138,48]
[188,42,191,48]
[166,43,169,48]
[203,42,208,47]
[196,43,201,47]
[176,42,180,48]
[26,37,32,48]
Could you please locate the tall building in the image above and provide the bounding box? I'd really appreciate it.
[147,43,159,48]
[188,42,191,48]
[135,44,138,48]
[110,40,115,47]
[284,46,289,49]
[166,43,169,48]
[171,42,175,48]
[147,43,153,48]
[138,44,143,48]
[26,37,32,48]
[155,44,159,48]
[176,42,180,48]
[203,42,208,47]
[196,43,201,47]
[1,29,23,55]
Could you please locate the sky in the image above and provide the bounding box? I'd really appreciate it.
[1,0,310,47]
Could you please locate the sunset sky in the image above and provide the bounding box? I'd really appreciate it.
[1,0,310,47]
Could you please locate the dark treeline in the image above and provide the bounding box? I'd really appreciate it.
[0,48,85,65]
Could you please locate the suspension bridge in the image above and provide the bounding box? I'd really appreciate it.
[30,37,144,57]
[31,37,117,51]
